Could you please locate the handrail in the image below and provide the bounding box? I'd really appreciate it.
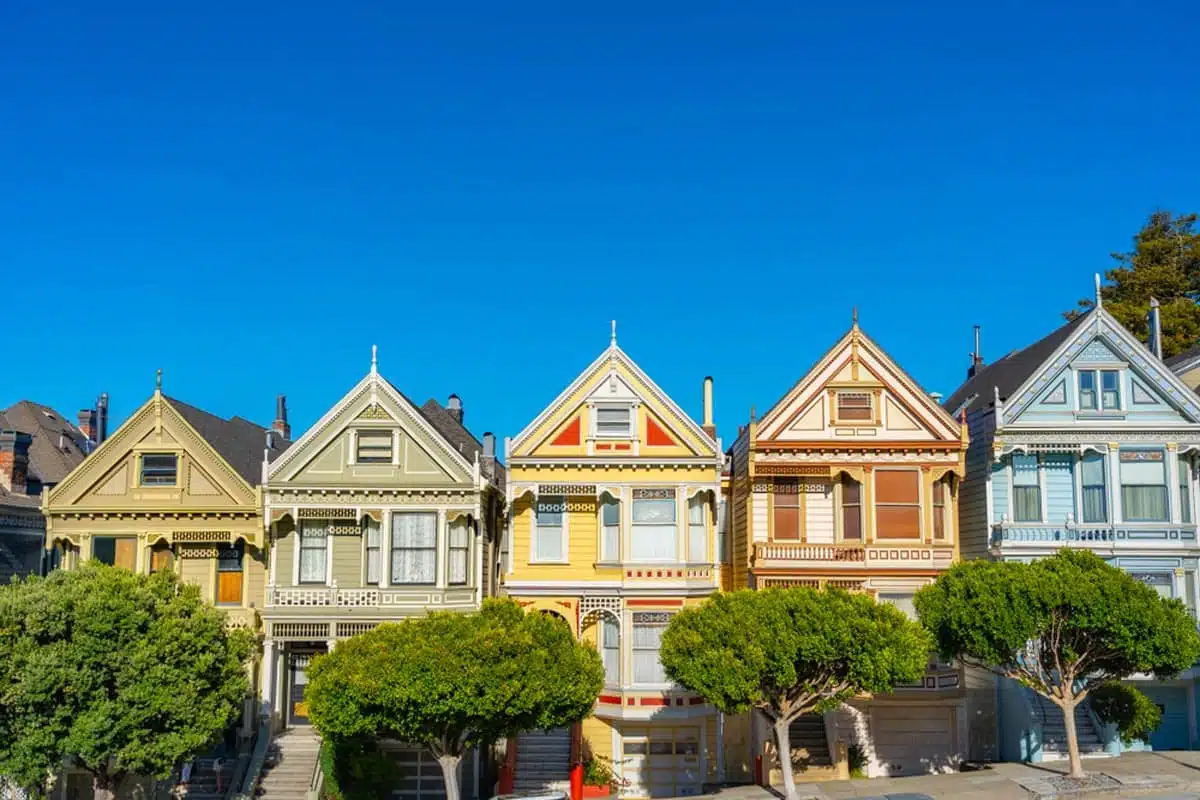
[230,719,272,800]
[307,743,325,800]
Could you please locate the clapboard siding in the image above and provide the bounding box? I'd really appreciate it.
[331,535,362,587]
[959,409,995,561]
[1044,454,1075,525]
[805,482,834,543]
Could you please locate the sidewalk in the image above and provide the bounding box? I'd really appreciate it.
[699,752,1200,799]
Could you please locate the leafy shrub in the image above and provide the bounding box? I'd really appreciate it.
[1090,682,1162,745]
[320,739,402,800]
[847,743,867,779]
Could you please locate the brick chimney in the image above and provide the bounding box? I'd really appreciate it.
[0,429,32,494]
[447,394,463,423]
[77,408,97,442]
[272,395,291,439]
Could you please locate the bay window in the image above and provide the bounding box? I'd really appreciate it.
[631,611,672,685]
[533,496,565,562]
[600,498,620,562]
[391,512,437,584]
[631,489,677,562]
[298,520,328,584]
[772,479,801,541]
[1081,452,1108,523]
[688,495,707,561]
[448,518,470,585]
[1012,455,1041,522]
[602,617,620,684]
[874,469,921,539]
[1120,451,1169,522]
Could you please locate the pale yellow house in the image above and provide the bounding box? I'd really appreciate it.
[504,329,723,799]
[42,380,291,739]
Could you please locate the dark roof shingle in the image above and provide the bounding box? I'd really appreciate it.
[418,398,505,489]
[164,397,290,487]
[1,401,92,486]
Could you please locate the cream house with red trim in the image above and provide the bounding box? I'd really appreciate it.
[725,318,969,780]
[503,327,723,799]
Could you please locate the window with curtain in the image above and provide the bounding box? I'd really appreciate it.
[841,477,862,540]
[717,498,728,562]
[631,489,677,561]
[602,616,620,684]
[391,512,436,584]
[772,479,800,540]
[1012,454,1041,522]
[837,392,872,421]
[631,611,672,684]
[448,518,469,585]
[1078,371,1097,410]
[875,469,921,539]
[534,496,565,562]
[1120,451,1169,522]
[364,517,381,584]
[1101,370,1120,409]
[932,481,946,540]
[1180,455,1192,525]
[595,405,632,437]
[600,498,620,562]
[356,430,393,463]
[1081,453,1108,523]
[688,495,707,561]
[298,521,328,583]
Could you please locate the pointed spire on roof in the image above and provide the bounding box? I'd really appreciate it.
[371,344,378,375]
[852,306,859,328]
[611,319,617,347]
[155,368,163,394]
[1095,273,1103,309]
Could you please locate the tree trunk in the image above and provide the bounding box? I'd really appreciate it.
[773,717,799,800]
[1061,698,1085,779]
[92,775,116,800]
[437,754,462,800]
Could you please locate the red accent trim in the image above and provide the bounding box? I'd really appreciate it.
[646,416,675,447]
[639,697,669,706]
[598,694,622,704]
[596,443,612,451]
[551,417,582,446]
[499,738,517,794]
[627,599,684,607]
[613,443,632,451]
[627,698,635,705]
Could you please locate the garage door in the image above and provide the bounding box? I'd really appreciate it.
[871,706,956,777]
[620,726,702,798]
[1141,686,1190,751]
[387,746,475,800]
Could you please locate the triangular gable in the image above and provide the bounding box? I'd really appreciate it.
[267,366,475,486]
[757,326,962,443]
[1003,308,1200,425]
[509,342,718,460]
[45,393,258,510]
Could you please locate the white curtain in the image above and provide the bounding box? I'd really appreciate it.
[364,518,381,584]
[632,621,668,684]
[688,496,706,562]
[632,498,676,561]
[1121,455,1168,522]
[392,512,436,584]
[600,499,620,562]
[1081,453,1108,523]
[534,496,565,561]
[1012,454,1041,522]
[602,617,620,684]
[299,520,328,583]
[448,519,469,585]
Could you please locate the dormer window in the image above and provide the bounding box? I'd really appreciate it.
[595,405,632,438]
[836,392,872,421]
[1079,370,1120,411]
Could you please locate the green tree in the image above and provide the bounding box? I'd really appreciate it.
[915,550,1200,778]
[306,599,604,800]
[0,563,253,799]
[1067,210,1200,357]
[659,588,929,800]
[1089,682,1163,746]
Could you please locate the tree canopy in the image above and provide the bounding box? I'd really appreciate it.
[0,564,253,799]
[915,549,1200,777]
[1067,210,1200,358]
[659,588,929,799]
[306,598,604,800]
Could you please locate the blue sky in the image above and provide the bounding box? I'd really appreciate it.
[3,1,1198,448]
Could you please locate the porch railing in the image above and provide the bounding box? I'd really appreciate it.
[991,522,1197,548]
[266,584,472,608]
[753,543,866,563]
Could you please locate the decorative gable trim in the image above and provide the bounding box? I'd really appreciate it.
[1003,309,1200,425]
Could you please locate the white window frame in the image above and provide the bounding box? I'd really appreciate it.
[1180,454,1194,525]
[602,615,620,686]
[599,495,620,563]
[390,511,439,585]
[1119,449,1170,523]
[295,519,331,586]
[593,403,634,439]
[140,452,179,487]
[1009,454,1044,523]
[532,495,569,564]
[448,517,470,586]
[630,611,674,687]
[355,429,394,464]
[363,516,382,585]
[835,391,873,422]
[1077,368,1123,413]
[687,494,707,563]
[630,489,678,563]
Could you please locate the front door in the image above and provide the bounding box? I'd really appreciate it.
[288,652,313,726]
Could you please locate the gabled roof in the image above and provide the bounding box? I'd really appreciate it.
[164,396,290,486]
[1,400,92,486]
[942,314,1090,417]
[419,399,505,489]
[1166,342,1200,374]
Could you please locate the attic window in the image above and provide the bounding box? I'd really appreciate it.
[595,405,632,438]
[141,453,177,486]
[356,430,393,464]
[837,392,873,421]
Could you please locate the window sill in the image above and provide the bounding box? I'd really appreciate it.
[1075,411,1126,420]
[389,582,436,587]
[528,560,570,566]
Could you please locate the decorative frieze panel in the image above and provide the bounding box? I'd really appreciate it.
[752,480,829,494]
[178,545,219,559]
[632,488,675,500]
[753,464,831,477]
[297,507,357,520]
[755,451,962,465]
[269,490,474,506]
[173,530,233,543]
[270,621,331,640]
[539,483,598,495]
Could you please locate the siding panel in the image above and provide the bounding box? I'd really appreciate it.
[959,409,995,560]
[274,531,294,585]
[1044,454,1075,525]
[331,535,362,587]
[181,557,214,603]
[805,483,834,543]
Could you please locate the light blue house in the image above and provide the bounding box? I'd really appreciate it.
[944,286,1200,764]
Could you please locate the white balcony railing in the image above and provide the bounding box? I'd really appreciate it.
[266,583,473,609]
[991,521,1198,549]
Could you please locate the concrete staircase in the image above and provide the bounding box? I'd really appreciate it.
[257,728,322,798]
[786,713,836,776]
[513,728,571,793]
[1033,695,1109,760]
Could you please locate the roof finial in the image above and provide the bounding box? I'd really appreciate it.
[610,319,617,346]
[155,368,162,393]
[371,344,378,375]
[1094,273,1103,309]
[852,306,859,328]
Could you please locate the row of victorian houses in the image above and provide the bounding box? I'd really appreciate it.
[6,281,1200,798]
